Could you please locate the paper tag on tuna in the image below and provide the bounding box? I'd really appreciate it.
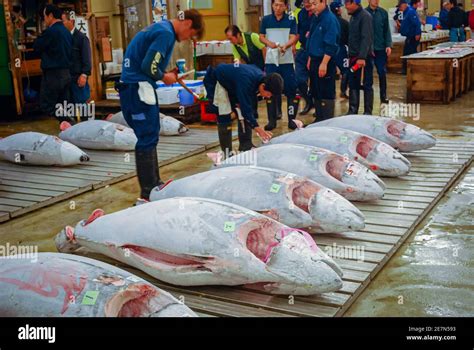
[270,184,281,193]
[224,221,236,232]
[340,135,348,143]
[82,291,100,305]
[309,154,318,162]
[126,275,141,283]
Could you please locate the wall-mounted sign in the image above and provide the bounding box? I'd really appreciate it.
[152,0,168,22]
[75,16,90,38]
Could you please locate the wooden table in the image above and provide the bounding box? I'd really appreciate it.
[403,48,474,104]
[387,37,450,74]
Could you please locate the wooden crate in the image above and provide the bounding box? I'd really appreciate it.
[406,58,454,104]
[196,54,234,71]
[387,42,404,73]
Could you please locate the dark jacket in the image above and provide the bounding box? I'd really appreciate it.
[71,29,92,78]
[348,6,374,60]
[366,6,392,51]
[33,21,72,71]
[337,15,349,46]
[400,7,422,38]
[448,6,466,28]
[307,7,340,58]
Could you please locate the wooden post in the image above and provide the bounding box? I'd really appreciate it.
[88,14,103,102]
[4,0,23,115]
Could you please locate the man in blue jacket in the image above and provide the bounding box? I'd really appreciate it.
[306,0,340,122]
[203,64,282,154]
[62,11,92,111]
[33,4,72,122]
[117,10,204,202]
[399,0,421,74]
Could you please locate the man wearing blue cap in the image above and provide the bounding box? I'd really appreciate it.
[345,0,374,115]
[306,0,340,122]
[366,0,392,104]
[330,1,349,99]
[399,0,421,74]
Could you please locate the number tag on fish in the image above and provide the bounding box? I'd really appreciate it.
[126,275,141,283]
[345,164,360,177]
[82,291,100,305]
[270,184,281,193]
[309,154,318,162]
[340,136,348,144]
[224,222,236,232]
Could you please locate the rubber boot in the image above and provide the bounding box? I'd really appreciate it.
[312,99,323,124]
[217,122,233,158]
[151,149,164,188]
[264,97,278,131]
[363,89,374,115]
[287,97,300,130]
[238,118,254,152]
[348,89,360,115]
[135,149,159,200]
[340,74,349,99]
[379,75,389,103]
[276,94,282,120]
[320,99,335,122]
[299,84,313,115]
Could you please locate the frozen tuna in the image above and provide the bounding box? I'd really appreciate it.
[150,166,365,233]
[212,144,385,201]
[269,127,411,177]
[0,132,89,166]
[59,120,137,151]
[55,198,344,295]
[0,253,196,317]
[307,115,436,152]
[107,112,189,136]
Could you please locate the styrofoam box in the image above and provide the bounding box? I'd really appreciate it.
[157,88,180,105]
[212,41,226,55]
[223,40,233,54]
[106,88,120,100]
[200,41,214,55]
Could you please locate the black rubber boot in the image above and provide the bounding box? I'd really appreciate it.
[238,119,254,152]
[312,99,323,123]
[379,75,389,103]
[287,97,300,130]
[298,84,313,115]
[217,122,233,158]
[264,97,278,131]
[135,149,160,200]
[363,89,374,115]
[276,94,282,120]
[348,89,360,115]
[340,74,349,98]
[320,99,335,122]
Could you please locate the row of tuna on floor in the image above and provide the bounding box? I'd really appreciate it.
[0,112,188,166]
[0,114,436,317]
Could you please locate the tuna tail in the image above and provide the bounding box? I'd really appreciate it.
[60,121,72,132]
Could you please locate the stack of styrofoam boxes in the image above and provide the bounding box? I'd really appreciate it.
[156,80,204,105]
[105,49,124,100]
[105,81,119,100]
[197,41,233,55]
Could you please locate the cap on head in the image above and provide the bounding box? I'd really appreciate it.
[330,1,343,11]
[263,73,284,96]
[398,0,408,5]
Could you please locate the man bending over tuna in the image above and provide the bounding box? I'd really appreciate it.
[203,63,283,156]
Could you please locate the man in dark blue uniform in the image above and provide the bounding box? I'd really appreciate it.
[330,1,350,99]
[306,0,340,122]
[62,11,92,110]
[399,0,421,74]
[118,10,204,202]
[203,64,282,155]
[34,4,72,122]
[259,0,299,131]
[295,0,315,115]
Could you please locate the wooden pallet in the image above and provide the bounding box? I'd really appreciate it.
[0,129,234,222]
[103,139,473,317]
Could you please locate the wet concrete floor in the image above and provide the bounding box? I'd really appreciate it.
[0,73,473,316]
